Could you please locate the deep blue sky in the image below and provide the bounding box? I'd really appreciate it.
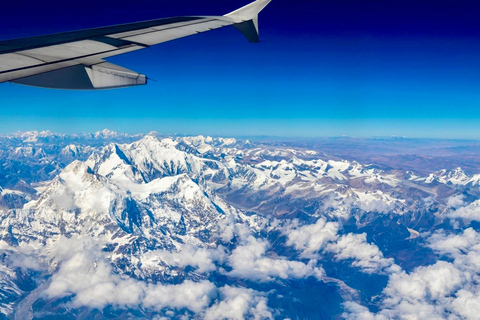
[2,0,480,137]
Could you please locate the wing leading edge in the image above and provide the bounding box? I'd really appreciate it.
[0,0,271,90]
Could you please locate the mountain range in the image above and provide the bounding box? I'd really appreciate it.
[1,131,480,319]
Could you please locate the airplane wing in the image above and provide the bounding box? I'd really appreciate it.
[0,0,271,90]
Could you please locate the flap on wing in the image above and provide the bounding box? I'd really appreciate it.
[11,62,147,90]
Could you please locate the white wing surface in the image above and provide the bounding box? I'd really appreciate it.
[0,0,271,90]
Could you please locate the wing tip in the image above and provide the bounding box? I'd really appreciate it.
[226,0,271,43]
[225,0,272,22]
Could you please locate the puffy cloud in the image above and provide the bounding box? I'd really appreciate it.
[283,218,339,257]
[204,286,273,320]
[447,194,465,208]
[371,261,469,319]
[283,219,401,276]
[145,244,227,274]
[44,237,216,312]
[142,280,217,313]
[447,199,480,221]
[8,254,43,271]
[428,228,480,277]
[382,262,464,307]
[217,215,237,243]
[450,288,480,319]
[428,227,480,256]
[45,250,119,308]
[346,228,480,320]
[41,236,280,317]
[343,302,386,320]
[357,197,396,214]
[0,241,44,271]
[345,261,472,319]
[226,235,324,282]
[326,233,400,275]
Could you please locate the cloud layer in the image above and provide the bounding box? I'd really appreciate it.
[345,228,480,319]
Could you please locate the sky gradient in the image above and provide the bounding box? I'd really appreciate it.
[2,0,480,138]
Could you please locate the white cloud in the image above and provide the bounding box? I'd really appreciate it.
[346,228,480,320]
[373,261,468,319]
[382,261,464,307]
[283,218,339,257]
[142,280,217,313]
[0,242,44,271]
[447,194,465,208]
[204,286,273,320]
[450,288,480,319]
[43,237,217,312]
[9,254,43,271]
[357,197,396,214]
[447,199,480,221]
[343,302,386,320]
[226,235,324,282]
[217,215,237,243]
[326,233,400,275]
[40,236,282,317]
[145,244,227,274]
[428,227,480,256]
[45,250,118,308]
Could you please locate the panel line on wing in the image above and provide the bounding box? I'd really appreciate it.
[0,17,202,55]
[13,52,48,64]
[118,19,233,46]
[0,44,140,76]
[0,53,44,72]
[110,18,213,39]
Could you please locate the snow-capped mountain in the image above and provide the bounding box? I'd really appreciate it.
[1,133,480,319]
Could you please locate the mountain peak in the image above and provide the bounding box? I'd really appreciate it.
[94,129,119,139]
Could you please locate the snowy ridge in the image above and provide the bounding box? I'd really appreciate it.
[413,167,480,186]
[1,133,480,318]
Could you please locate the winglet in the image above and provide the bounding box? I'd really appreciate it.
[225,0,272,43]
